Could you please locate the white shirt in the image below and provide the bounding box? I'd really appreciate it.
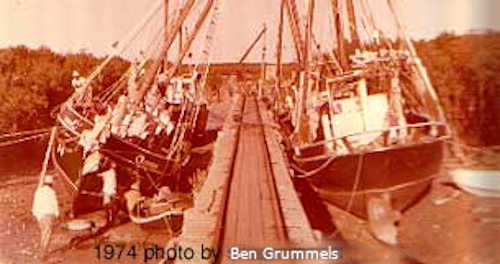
[100,169,117,197]
[127,112,149,139]
[111,96,129,135]
[32,185,60,221]
[82,152,101,175]
[79,129,99,154]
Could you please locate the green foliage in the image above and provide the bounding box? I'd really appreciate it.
[0,46,129,134]
[415,32,500,146]
[1,33,499,147]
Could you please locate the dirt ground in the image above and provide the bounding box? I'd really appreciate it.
[0,172,178,264]
[2,154,499,264]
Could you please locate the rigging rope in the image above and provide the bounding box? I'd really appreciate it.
[0,127,51,140]
[0,132,49,148]
[98,15,167,103]
[346,152,364,212]
[37,127,57,188]
[85,0,163,87]
[195,0,222,99]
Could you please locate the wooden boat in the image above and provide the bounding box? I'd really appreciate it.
[273,0,451,221]
[128,192,193,230]
[53,76,208,216]
[292,129,447,219]
[50,0,217,217]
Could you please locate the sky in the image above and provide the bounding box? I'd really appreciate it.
[0,0,499,63]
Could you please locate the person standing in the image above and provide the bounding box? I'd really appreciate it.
[99,160,118,225]
[32,175,60,259]
[71,71,92,107]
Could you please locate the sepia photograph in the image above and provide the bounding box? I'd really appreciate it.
[0,0,499,263]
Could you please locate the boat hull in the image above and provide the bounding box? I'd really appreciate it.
[294,139,444,219]
[52,103,210,216]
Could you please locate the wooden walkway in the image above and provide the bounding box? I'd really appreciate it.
[218,97,287,262]
[171,95,316,264]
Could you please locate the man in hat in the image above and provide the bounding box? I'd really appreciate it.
[32,175,59,259]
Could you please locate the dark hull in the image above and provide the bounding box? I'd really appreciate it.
[293,139,444,219]
[53,104,209,216]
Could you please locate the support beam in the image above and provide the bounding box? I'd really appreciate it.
[239,25,267,63]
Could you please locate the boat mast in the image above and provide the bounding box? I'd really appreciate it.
[330,0,348,71]
[179,26,183,57]
[346,0,362,49]
[284,0,305,65]
[387,0,447,124]
[275,0,286,106]
[296,0,315,143]
[135,0,197,105]
[164,0,169,70]
[167,0,216,78]
[260,23,267,98]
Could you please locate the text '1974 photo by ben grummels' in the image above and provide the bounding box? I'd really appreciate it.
[0,0,499,263]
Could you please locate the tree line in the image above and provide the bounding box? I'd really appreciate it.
[0,32,499,145]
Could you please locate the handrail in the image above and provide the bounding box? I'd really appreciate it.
[293,134,450,164]
[296,121,447,151]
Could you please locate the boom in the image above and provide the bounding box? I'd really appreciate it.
[238,26,267,63]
